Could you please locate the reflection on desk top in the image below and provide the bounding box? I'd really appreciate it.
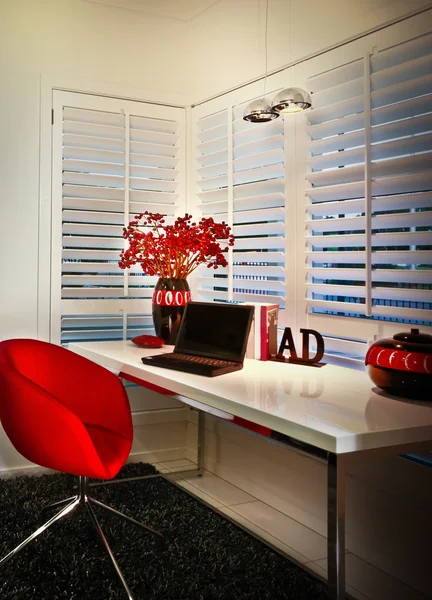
[69,341,432,455]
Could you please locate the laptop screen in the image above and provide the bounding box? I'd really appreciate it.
[175,302,254,362]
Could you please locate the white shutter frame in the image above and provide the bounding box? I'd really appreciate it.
[51,91,186,345]
[194,99,287,307]
[305,33,432,331]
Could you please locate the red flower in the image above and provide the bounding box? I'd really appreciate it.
[118,212,235,279]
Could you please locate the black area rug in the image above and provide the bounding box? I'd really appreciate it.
[0,463,328,600]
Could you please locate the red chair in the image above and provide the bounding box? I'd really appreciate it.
[0,338,162,599]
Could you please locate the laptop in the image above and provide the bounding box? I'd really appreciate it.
[141,301,254,377]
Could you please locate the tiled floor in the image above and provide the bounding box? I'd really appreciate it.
[152,459,427,600]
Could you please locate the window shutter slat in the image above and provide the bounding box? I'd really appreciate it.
[63,183,124,200]
[197,149,228,167]
[233,119,283,144]
[198,161,229,179]
[130,152,178,169]
[129,140,178,157]
[197,123,227,143]
[63,107,124,127]
[309,268,432,284]
[129,189,178,204]
[62,172,124,188]
[199,110,228,131]
[63,120,124,139]
[62,223,123,237]
[62,262,139,273]
[129,115,177,134]
[234,134,284,159]
[63,133,124,152]
[197,135,228,155]
[234,149,284,173]
[129,164,178,181]
[129,128,178,146]
[63,249,123,260]
[63,146,124,163]
[63,158,125,176]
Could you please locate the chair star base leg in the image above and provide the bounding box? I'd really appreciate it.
[0,476,163,600]
[89,496,164,541]
[86,501,135,600]
[42,495,78,514]
[0,498,79,569]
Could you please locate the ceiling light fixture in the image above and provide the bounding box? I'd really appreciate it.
[243,98,279,123]
[244,0,312,122]
[271,0,311,116]
[271,87,312,114]
[243,0,279,123]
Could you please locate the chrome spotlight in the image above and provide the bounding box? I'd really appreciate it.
[272,87,311,114]
[243,98,280,123]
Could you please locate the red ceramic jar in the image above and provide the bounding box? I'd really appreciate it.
[365,329,432,400]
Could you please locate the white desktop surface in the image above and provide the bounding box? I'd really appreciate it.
[69,341,432,455]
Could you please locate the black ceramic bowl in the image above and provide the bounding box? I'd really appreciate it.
[365,329,432,400]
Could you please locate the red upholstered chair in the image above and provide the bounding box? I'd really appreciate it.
[0,338,162,600]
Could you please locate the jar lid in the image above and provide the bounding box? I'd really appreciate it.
[393,328,432,345]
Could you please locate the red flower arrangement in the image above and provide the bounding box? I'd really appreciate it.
[119,212,234,279]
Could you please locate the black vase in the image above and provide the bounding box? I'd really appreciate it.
[152,278,191,345]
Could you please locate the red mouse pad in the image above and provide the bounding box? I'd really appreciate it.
[131,335,165,348]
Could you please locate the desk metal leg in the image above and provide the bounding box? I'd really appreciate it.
[327,452,346,600]
[197,410,205,476]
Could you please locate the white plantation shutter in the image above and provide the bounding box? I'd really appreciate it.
[305,32,432,360]
[52,91,185,345]
[195,101,286,307]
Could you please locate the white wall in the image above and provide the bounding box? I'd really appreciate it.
[0,0,189,341]
[188,0,432,101]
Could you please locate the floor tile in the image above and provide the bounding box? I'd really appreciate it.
[163,473,181,483]
[312,554,428,600]
[158,458,196,472]
[227,500,328,562]
[305,561,369,600]
[150,462,170,473]
[219,506,310,565]
[180,470,256,507]
[174,479,224,508]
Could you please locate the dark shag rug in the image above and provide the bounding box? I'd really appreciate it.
[0,463,328,600]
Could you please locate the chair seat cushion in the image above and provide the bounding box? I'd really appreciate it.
[85,424,132,480]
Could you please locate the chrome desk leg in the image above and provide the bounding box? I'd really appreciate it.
[327,452,346,600]
[197,410,206,476]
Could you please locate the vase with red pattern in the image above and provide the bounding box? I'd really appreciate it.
[152,278,191,345]
[365,328,432,400]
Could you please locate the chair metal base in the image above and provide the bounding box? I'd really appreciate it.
[0,476,163,600]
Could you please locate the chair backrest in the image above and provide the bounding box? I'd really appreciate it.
[0,339,133,476]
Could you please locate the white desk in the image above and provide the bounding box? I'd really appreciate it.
[69,340,432,600]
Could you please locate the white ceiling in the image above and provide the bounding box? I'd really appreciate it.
[83,0,222,21]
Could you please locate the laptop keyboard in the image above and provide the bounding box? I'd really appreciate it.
[159,352,239,368]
